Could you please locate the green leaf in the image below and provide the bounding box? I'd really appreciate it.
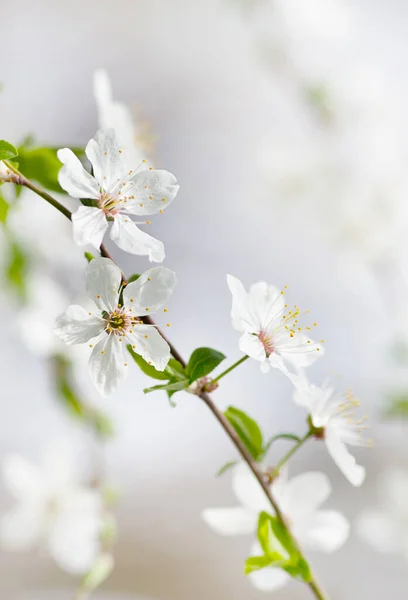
[127,345,170,380]
[244,555,273,575]
[216,460,238,477]
[84,251,95,263]
[262,433,301,456]
[257,512,291,562]
[224,406,264,460]
[186,347,226,383]
[144,380,188,395]
[17,146,62,192]
[256,512,312,583]
[82,554,114,591]
[0,192,9,224]
[127,273,141,283]
[6,238,28,299]
[384,393,408,419]
[0,140,18,161]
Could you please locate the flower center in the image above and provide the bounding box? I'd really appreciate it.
[258,331,274,357]
[105,309,131,334]
[98,193,119,215]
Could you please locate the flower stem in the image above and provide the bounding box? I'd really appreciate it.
[210,355,249,384]
[15,174,329,600]
[274,431,313,472]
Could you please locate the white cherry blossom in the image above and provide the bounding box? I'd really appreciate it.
[54,257,176,397]
[57,129,179,262]
[0,441,103,575]
[202,463,349,592]
[357,469,408,560]
[293,379,367,486]
[227,275,323,377]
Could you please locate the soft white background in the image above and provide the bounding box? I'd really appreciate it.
[1,0,408,598]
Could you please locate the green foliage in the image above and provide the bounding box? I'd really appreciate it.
[0,140,18,161]
[17,145,62,192]
[224,406,264,460]
[244,512,312,582]
[84,251,95,263]
[384,393,408,419]
[128,346,189,402]
[216,460,238,477]
[185,347,226,383]
[82,553,114,591]
[127,273,141,283]
[0,192,9,223]
[6,237,28,299]
[53,354,114,439]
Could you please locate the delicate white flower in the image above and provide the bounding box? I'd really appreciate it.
[293,379,367,486]
[227,275,323,377]
[357,469,408,560]
[54,257,176,396]
[203,463,349,592]
[57,129,179,262]
[0,441,103,574]
[93,69,145,166]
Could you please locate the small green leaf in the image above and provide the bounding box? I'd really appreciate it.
[6,238,29,299]
[127,345,170,380]
[82,554,114,591]
[285,557,312,583]
[127,273,141,283]
[258,512,291,562]
[186,347,226,383]
[0,192,9,224]
[144,380,188,395]
[0,140,18,161]
[84,251,95,263]
[384,393,408,419]
[244,555,273,575]
[224,406,264,460]
[216,460,238,477]
[17,146,62,192]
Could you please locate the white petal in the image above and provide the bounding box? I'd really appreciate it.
[248,282,284,331]
[71,206,108,249]
[54,305,105,346]
[128,326,170,371]
[232,463,270,513]
[357,510,400,554]
[295,510,350,553]
[85,129,128,190]
[2,455,43,501]
[110,214,165,262]
[227,275,258,333]
[202,507,257,536]
[125,169,179,215]
[284,472,332,518]
[239,332,266,362]
[275,331,324,369]
[123,266,176,315]
[85,257,122,312]
[88,334,127,396]
[48,495,101,575]
[57,148,99,199]
[249,567,290,592]
[325,432,365,486]
[1,504,43,550]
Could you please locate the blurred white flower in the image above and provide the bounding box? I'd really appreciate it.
[58,129,179,262]
[203,463,349,592]
[94,69,145,166]
[55,257,176,396]
[293,379,367,486]
[357,469,408,560]
[227,275,323,377]
[0,441,103,575]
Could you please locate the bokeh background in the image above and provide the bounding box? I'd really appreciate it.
[1,0,408,598]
